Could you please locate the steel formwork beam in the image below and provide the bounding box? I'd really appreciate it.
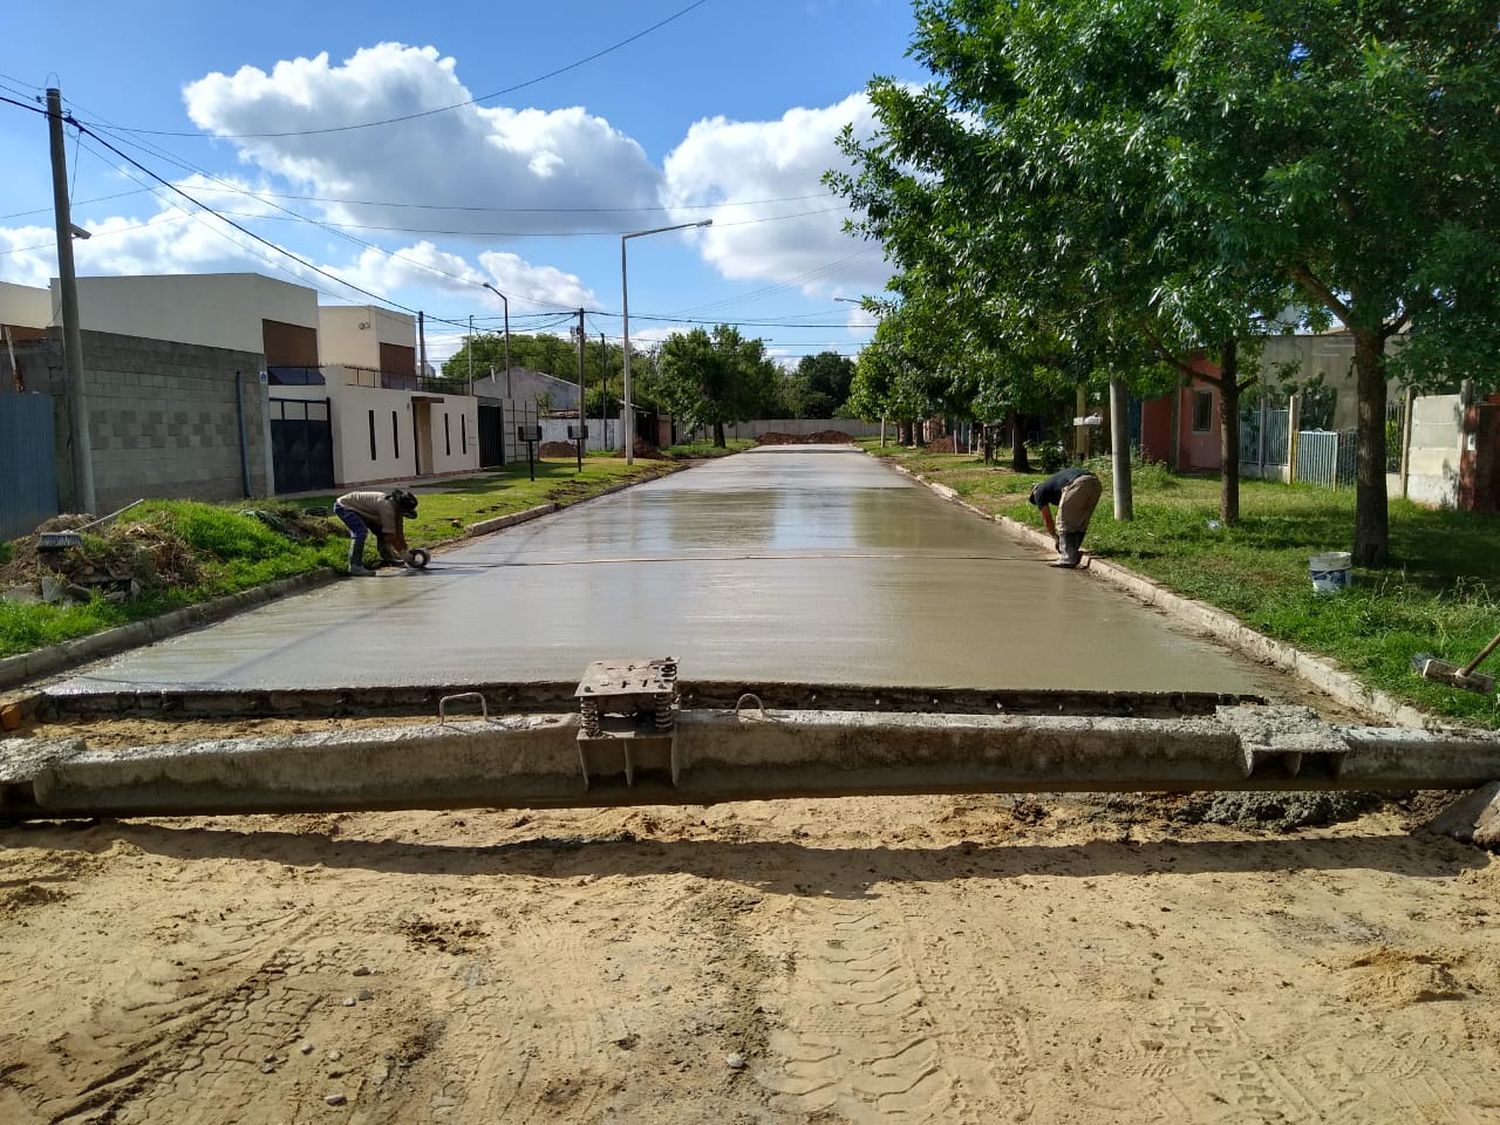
[4,706,1500,821]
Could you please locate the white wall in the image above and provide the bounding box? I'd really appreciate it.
[318,305,416,369]
[0,281,51,329]
[1403,393,1464,508]
[1259,332,1407,432]
[53,273,318,354]
[423,396,480,475]
[540,416,622,452]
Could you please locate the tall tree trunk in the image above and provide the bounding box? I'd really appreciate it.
[981,422,995,464]
[1351,327,1389,566]
[713,420,726,448]
[1008,409,1031,472]
[1217,338,1241,526]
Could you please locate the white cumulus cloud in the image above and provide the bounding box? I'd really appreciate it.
[661,93,891,296]
[182,44,662,238]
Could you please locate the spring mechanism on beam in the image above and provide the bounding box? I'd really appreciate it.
[580,698,602,737]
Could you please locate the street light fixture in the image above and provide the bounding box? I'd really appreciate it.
[621,219,712,464]
[480,281,512,399]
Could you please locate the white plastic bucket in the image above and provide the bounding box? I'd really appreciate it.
[1309,551,1352,595]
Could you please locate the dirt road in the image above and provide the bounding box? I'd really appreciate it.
[3,795,1497,1123]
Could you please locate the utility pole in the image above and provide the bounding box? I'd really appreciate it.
[48,87,95,514]
[1109,373,1133,521]
[467,313,474,394]
[575,309,586,471]
[417,311,428,384]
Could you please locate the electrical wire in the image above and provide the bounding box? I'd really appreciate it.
[82,0,716,139]
[71,122,474,327]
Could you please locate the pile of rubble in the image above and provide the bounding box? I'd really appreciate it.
[0,514,200,606]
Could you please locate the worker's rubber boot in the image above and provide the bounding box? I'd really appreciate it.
[1050,531,1084,569]
[348,541,374,577]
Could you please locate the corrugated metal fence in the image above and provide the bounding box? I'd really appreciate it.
[1239,406,1290,469]
[1295,430,1358,488]
[0,393,60,539]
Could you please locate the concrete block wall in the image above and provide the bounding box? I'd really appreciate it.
[15,329,271,512]
[1404,393,1464,509]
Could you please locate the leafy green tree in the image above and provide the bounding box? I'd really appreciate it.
[1157,0,1500,562]
[656,325,780,446]
[795,352,857,418]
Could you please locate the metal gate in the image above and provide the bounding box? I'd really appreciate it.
[1295,430,1358,488]
[0,393,60,538]
[478,402,505,467]
[269,398,335,495]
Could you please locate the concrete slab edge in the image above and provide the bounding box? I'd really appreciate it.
[882,458,1441,731]
[0,568,340,694]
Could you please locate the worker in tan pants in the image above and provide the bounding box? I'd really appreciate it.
[1028,467,1102,569]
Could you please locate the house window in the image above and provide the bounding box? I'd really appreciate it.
[460,415,467,455]
[392,411,400,459]
[368,410,377,460]
[1192,390,1213,433]
[444,413,452,457]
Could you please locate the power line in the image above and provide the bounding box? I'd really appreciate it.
[78,120,589,312]
[82,0,715,140]
[71,121,473,329]
[0,186,154,221]
[218,189,838,215]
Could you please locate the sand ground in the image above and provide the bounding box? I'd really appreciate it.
[2,794,1499,1124]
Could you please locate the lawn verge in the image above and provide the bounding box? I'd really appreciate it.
[864,440,1500,729]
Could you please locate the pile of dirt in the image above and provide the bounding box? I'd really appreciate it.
[925,435,963,453]
[0,515,201,604]
[538,441,580,458]
[755,430,854,445]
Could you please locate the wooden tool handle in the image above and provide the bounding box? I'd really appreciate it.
[1461,629,1500,678]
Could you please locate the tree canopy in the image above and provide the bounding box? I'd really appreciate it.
[832,0,1500,561]
[655,325,782,446]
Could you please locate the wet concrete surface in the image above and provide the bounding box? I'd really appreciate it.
[55,447,1266,695]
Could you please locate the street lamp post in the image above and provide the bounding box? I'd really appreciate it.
[622,219,712,464]
[480,282,511,399]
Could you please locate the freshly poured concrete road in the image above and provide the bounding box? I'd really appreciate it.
[57,447,1260,695]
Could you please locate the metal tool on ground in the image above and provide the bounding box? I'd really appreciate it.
[1414,629,1500,694]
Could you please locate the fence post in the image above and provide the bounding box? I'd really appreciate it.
[1398,386,1415,500]
[1288,393,1303,484]
[1258,394,1267,478]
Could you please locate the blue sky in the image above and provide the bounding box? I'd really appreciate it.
[1,0,926,365]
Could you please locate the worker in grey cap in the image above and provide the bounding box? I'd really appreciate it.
[333,487,418,576]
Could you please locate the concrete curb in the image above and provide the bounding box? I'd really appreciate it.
[465,503,558,538]
[0,568,340,693]
[882,458,1442,731]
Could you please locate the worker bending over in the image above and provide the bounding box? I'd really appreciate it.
[1028,467,1102,569]
[334,488,418,577]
